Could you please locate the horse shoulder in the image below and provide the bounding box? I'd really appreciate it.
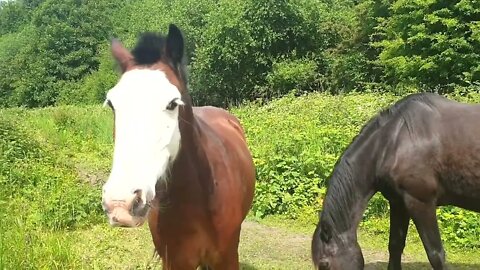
[193,106,247,142]
[192,106,255,228]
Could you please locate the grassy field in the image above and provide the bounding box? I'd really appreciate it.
[66,216,480,269]
[1,94,479,269]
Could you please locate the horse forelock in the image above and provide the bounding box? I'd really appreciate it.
[130,32,189,95]
[132,32,165,65]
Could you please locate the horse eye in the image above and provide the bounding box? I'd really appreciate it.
[166,98,179,111]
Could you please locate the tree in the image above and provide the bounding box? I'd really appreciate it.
[0,1,29,35]
[376,0,480,92]
[6,0,117,107]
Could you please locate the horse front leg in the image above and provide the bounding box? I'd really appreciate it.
[161,253,199,270]
[403,193,447,270]
[211,228,241,270]
[211,249,239,270]
[387,201,410,270]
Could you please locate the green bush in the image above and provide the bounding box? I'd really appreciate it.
[437,207,480,248]
[259,57,319,99]
[190,0,356,106]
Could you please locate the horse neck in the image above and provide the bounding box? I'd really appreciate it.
[165,101,213,196]
[320,135,379,238]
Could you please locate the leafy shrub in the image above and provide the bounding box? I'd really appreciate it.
[259,57,319,99]
[324,50,381,93]
[189,0,356,106]
[0,0,118,108]
[437,207,480,248]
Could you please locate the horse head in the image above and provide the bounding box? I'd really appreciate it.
[312,220,364,270]
[101,24,187,227]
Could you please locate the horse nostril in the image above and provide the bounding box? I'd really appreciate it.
[318,259,330,269]
[133,189,142,201]
[132,189,143,210]
[133,189,142,197]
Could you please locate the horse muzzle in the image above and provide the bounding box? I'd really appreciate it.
[102,191,150,227]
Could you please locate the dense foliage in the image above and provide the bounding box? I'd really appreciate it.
[0,0,119,107]
[1,0,478,107]
[376,0,480,92]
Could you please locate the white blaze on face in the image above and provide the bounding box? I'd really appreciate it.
[102,69,183,205]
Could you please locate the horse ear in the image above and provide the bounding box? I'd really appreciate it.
[165,24,184,67]
[111,39,133,73]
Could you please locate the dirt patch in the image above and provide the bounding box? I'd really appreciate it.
[239,220,311,269]
[76,164,108,185]
[240,220,394,269]
[72,220,479,269]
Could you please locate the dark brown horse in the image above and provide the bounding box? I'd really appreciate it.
[312,93,480,270]
[101,24,255,269]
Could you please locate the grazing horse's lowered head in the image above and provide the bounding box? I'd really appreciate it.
[101,24,186,227]
[311,219,364,270]
[311,157,365,270]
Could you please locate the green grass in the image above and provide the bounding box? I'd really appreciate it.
[49,216,480,269]
[0,208,81,269]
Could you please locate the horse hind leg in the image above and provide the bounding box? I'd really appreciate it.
[387,200,410,270]
[403,193,446,270]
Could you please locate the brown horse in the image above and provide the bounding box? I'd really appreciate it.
[101,24,255,269]
[312,93,480,270]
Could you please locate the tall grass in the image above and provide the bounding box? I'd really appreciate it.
[0,208,80,269]
[0,106,112,267]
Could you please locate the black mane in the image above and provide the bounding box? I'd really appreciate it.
[320,92,441,234]
[131,31,189,85]
[132,32,165,65]
[353,92,438,144]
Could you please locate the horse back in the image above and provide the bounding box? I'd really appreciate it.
[379,97,480,210]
